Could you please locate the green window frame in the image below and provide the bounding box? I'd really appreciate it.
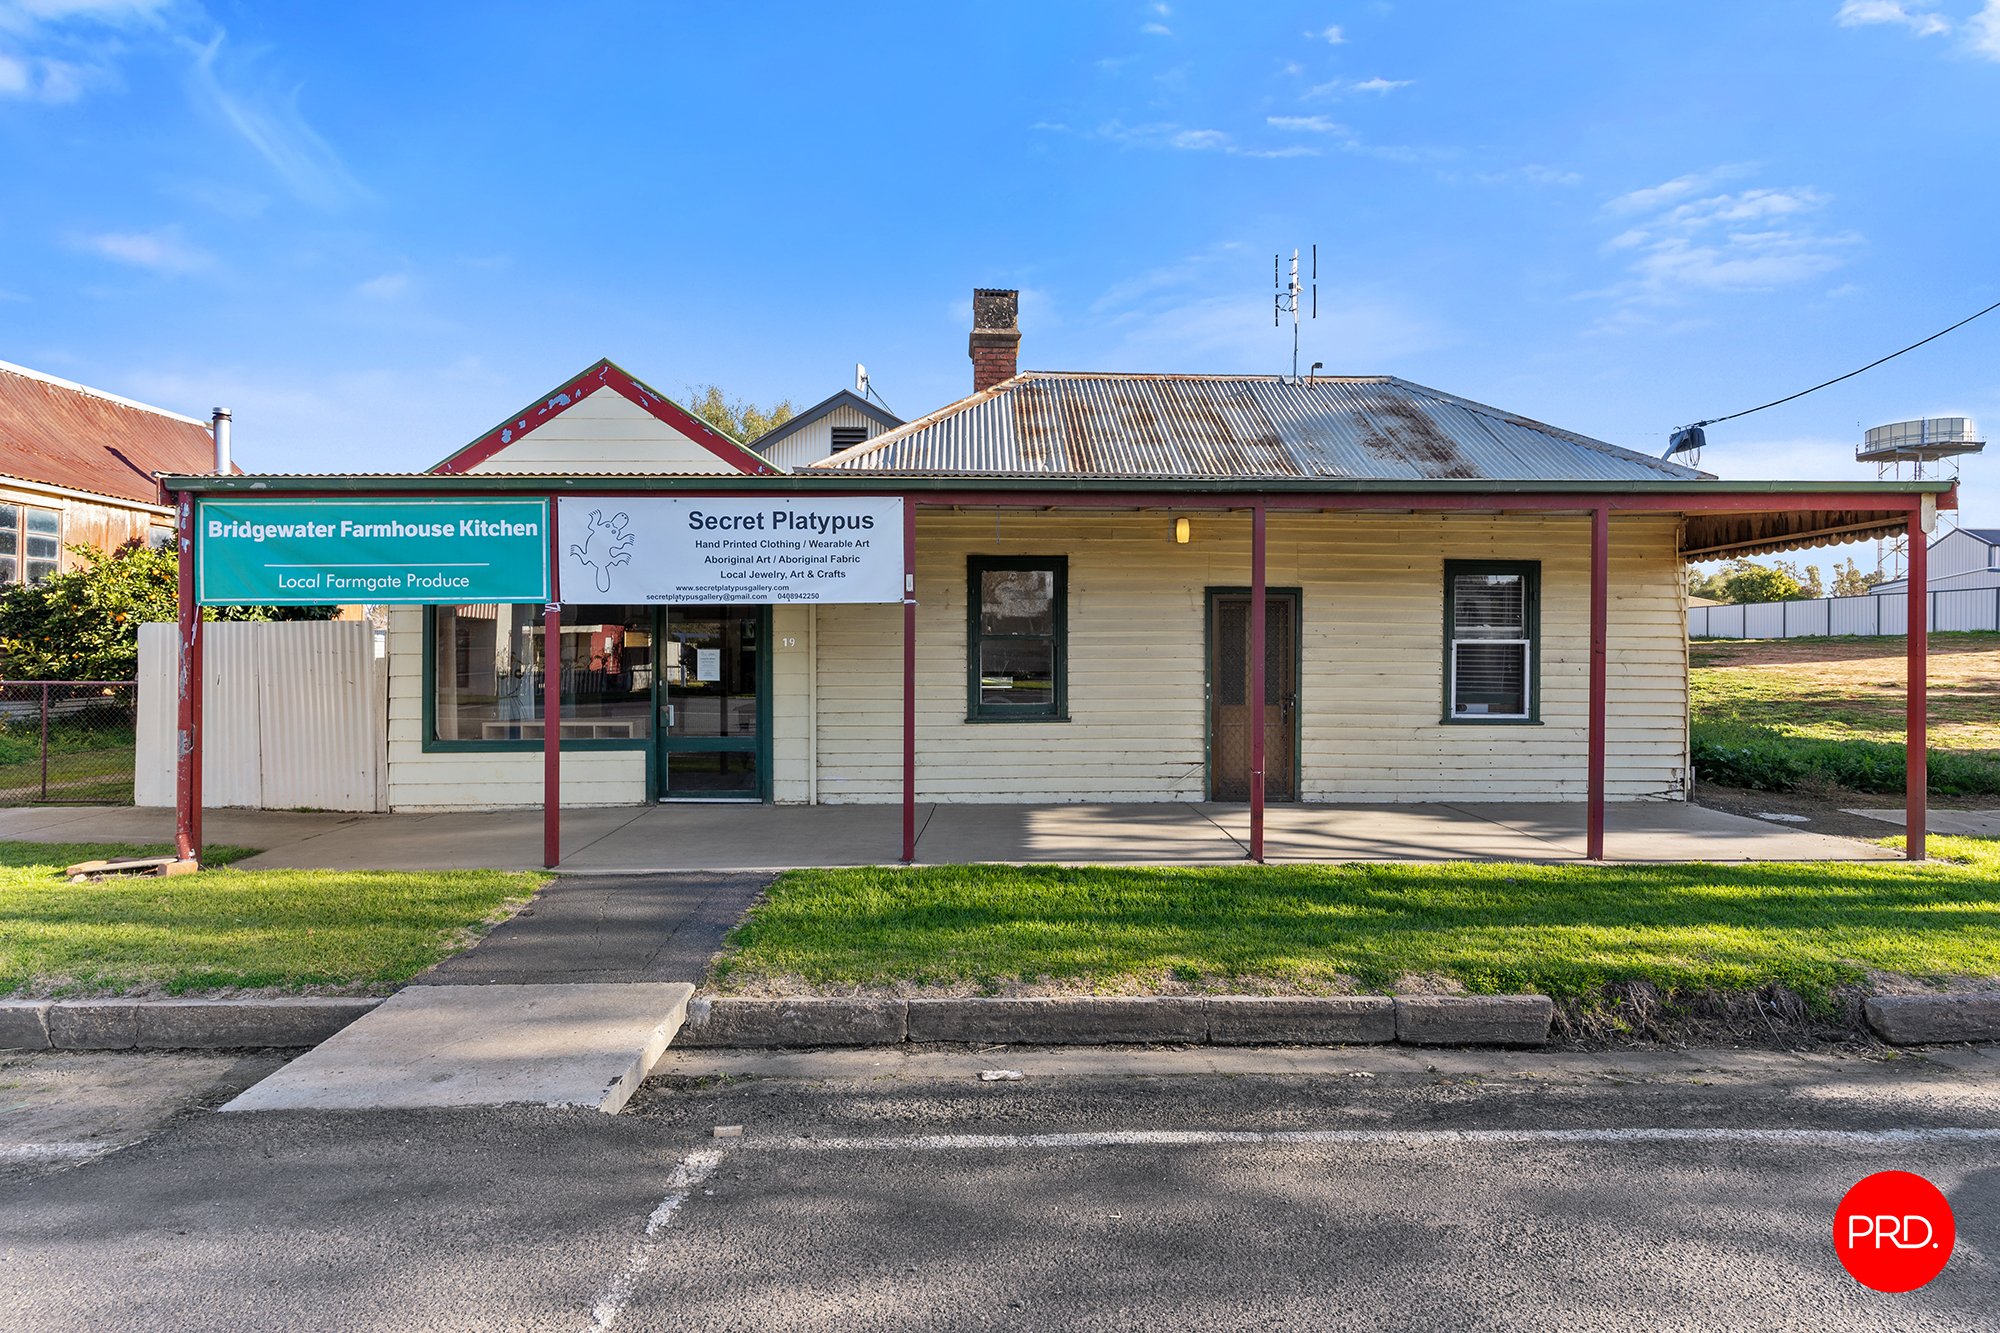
[966,555,1068,722]
[1442,560,1541,725]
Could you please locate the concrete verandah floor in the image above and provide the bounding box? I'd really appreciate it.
[0,799,1900,871]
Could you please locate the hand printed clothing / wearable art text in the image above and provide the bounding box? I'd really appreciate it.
[556,497,904,604]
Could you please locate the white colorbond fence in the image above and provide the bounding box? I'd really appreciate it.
[1690,588,2000,640]
[135,620,388,811]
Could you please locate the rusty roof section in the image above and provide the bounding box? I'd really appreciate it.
[809,373,1711,482]
[0,359,220,506]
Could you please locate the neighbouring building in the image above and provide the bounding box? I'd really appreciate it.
[749,388,902,473]
[0,359,223,582]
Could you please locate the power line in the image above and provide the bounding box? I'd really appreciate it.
[1667,296,2000,456]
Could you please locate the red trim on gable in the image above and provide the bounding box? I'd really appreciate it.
[429,359,777,476]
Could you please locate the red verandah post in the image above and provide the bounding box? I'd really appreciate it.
[901,500,917,864]
[1587,503,1609,861]
[544,498,561,871]
[1250,504,1267,864]
[174,490,203,863]
[1907,506,1928,861]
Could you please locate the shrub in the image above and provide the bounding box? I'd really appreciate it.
[1691,721,2000,796]
[0,542,336,680]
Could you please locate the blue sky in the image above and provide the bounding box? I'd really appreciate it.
[4,1,2000,557]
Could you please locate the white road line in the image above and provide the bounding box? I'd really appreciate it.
[763,1127,2000,1152]
[0,1142,111,1162]
[587,1148,723,1333]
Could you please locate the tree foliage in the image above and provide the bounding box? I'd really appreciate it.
[682,383,796,443]
[1772,560,1824,599]
[0,543,336,681]
[1830,557,1886,597]
[1722,565,1802,604]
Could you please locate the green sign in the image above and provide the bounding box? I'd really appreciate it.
[197,499,550,605]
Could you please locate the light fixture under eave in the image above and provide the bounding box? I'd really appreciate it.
[1174,517,1191,544]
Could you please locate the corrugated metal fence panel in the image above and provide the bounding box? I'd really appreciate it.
[135,620,383,810]
[1830,597,1882,636]
[1934,588,2000,633]
[1744,602,1786,638]
[135,622,174,806]
[250,621,383,811]
[1686,590,2000,640]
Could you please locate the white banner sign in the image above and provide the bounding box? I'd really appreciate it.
[556,496,904,604]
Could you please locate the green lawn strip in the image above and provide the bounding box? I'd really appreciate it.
[0,841,544,997]
[715,844,2000,1009]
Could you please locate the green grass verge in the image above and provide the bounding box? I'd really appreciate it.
[0,841,544,997]
[715,843,2000,1007]
[1691,721,2000,796]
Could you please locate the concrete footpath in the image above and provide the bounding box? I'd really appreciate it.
[0,798,1901,871]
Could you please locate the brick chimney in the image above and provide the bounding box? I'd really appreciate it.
[968,288,1020,393]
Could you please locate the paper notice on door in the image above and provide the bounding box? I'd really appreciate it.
[696,648,721,682]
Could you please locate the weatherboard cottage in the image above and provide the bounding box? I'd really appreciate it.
[157,290,1952,865]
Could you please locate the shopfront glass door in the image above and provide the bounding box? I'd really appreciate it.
[658,605,768,799]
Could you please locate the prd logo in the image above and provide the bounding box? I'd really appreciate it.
[1834,1170,1956,1293]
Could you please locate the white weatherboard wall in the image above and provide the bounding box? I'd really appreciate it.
[385,605,644,810]
[382,510,1689,809]
[137,620,387,811]
[807,510,1688,804]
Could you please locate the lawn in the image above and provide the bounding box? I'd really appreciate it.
[712,844,2000,1006]
[0,841,545,997]
[1690,632,2000,793]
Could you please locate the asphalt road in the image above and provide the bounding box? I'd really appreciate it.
[3,1044,1997,1331]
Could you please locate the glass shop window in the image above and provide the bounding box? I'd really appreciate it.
[431,603,654,742]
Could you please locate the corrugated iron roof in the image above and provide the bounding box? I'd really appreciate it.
[809,373,1709,482]
[0,360,220,505]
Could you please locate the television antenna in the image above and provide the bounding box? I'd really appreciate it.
[1275,247,1316,384]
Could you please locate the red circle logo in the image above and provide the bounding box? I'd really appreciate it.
[1834,1171,1955,1293]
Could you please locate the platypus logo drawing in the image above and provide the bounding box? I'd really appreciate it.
[569,509,634,593]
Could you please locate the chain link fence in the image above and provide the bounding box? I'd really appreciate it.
[0,681,137,805]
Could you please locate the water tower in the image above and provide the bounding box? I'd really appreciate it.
[1858,416,1984,577]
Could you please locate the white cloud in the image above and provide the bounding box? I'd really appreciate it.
[1604,163,1757,214]
[1140,22,1171,36]
[1310,24,1344,43]
[1836,2,1950,36]
[1267,114,1339,131]
[1523,164,1582,185]
[1243,145,1320,158]
[184,32,368,209]
[1095,120,1233,150]
[1304,75,1413,100]
[1972,0,2000,57]
[0,0,167,101]
[356,272,409,300]
[79,227,212,272]
[1591,171,1860,301]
